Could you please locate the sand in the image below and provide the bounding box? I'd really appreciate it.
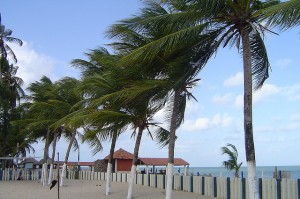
[0,179,218,199]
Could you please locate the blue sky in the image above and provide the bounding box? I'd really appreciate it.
[2,1,300,167]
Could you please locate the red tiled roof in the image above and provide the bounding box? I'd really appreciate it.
[103,148,189,166]
[140,158,189,166]
[104,148,134,160]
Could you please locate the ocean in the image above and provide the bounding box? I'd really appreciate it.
[174,166,300,179]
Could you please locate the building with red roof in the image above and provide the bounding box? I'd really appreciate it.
[102,148,190,175]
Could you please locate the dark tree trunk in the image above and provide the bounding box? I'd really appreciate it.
[241,28,259,199]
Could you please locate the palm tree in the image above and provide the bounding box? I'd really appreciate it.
[71,48,126,195]
[221,143,243,178]
[0,14,23,82]
[107,3,215,198]
[114,1,281,198]
[23,76,56,185]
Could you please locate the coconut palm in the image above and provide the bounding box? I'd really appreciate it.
[221,143,243,178]
[71,48,127,195]
[114,1,281,198]
[22,76,56,185]
[0,14,23,82]
[107,3,216,198]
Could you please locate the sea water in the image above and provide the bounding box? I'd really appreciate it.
[174,166,300,179]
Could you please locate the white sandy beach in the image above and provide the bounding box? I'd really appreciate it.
[0,179,219,199]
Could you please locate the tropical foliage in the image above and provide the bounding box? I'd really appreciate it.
[221,143,243,178]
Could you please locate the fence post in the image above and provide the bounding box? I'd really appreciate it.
[213,177,217,197]
[155,174,157,188]
[190,176,193,192]
[242,178,246,199]
[259,178,262,199]
[202,176,205,195]
[180,176,183,191]
[226,177,230,199]
[298,179,300,199]
[172,175,174,190]
[163,175,165,189]
[277,179,281,199]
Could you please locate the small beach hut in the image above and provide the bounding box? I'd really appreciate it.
[104,148,134,172]
[20,157,40,169]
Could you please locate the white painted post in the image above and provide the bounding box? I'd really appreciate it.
[166,163,174,199]
[127,165,137,199]
[146,165,149,174]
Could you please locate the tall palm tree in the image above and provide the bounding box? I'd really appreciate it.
[114,1,281,198]
[221,143,243,178]
[0,14,23,83]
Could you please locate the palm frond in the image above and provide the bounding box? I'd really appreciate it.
[249,32,270,90]
[263,0,300,31]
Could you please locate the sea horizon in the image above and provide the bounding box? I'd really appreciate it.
[176,165,300,179]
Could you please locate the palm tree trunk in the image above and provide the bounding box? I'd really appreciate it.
[241,28,259,199]
[166,90,180,199]
[127,126,143,199]
[48,131,58,184]
[41,129,50,186]
[60,130,76,187]
[106,131,118,195]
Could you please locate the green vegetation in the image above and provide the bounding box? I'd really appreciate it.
[221,143,243,178]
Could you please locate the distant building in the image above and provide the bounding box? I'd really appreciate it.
[97,148,190,174]
[20,157,40,169]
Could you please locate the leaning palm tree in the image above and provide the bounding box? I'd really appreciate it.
[114,1,281,198]
[107,3,216,198]
[22,76,57,186]
[221,143,243,178]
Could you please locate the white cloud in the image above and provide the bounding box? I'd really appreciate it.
[255,125,274,133]
[234,94,243,108]
[212,93,234,105]
[224,72,243,87]
[10,42,57,88]
[234,84,281,108]
[275,59,293,69]
[279,123,300,132]
[253,83,281,103]
[290,114,300,122]
[181,114,233,132]
[283,84,300,101]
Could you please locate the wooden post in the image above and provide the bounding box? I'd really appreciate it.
[57,152,60,199]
